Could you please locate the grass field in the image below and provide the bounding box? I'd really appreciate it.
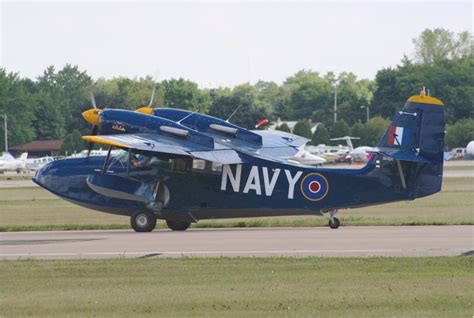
[0,177,472,231]
[0,257,472,317]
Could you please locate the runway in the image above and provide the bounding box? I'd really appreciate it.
[0,226,472,259]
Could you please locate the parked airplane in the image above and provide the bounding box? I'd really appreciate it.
[26,156,55,171]
[0,152,28,173]
[331,136,377,162]
[290,148,326,166]
[68,148,119,158]
[34,89,446,232]
[305,144,349,163]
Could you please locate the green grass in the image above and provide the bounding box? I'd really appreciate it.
[444,165,474,171]
[0,178,472,231]
[0,174,33,181]
[0,257,472,317]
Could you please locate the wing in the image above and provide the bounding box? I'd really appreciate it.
[83,133,248,164]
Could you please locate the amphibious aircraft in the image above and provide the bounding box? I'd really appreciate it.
[34,89,445,232]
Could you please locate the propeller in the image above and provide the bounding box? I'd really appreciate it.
[136,75,158,115]
[82,91,102,157]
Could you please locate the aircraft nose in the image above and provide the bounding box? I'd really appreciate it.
[82,109,101,126]
[33,160,57,191]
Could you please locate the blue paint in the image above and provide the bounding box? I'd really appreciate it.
[34,96,446,224]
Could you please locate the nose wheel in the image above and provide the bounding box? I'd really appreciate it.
[328,210,340,229]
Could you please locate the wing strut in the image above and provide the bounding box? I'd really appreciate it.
[101,146,113,174]
[126,149,132,177]
[396,160,407,189]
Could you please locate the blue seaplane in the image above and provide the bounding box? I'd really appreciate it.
[34,89,445,232]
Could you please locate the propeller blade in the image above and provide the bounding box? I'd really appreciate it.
[148,84,156,107]
[90,91,97,109]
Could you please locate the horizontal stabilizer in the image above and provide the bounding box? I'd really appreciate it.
[370,148,434,164]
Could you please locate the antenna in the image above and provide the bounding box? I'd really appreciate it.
[177,111,196,125]
[225,103,244,122]
[421,86,426,96]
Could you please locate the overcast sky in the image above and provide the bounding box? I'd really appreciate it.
[1,1,472,87]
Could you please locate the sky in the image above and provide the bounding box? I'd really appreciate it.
[1,1,472,87]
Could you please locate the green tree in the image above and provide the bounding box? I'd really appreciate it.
[330,119,351,138]
[32,91,65,140]
[275,123,291,133]
[311,123,330,145]
[371,55,473,123]
[363,117,390,146]
[207,84,268,129]
[288,71,332,121]
[445,119,474,149]
[293,120,312,139]
[0,70,36,149]
[162,78,210,111]
[61,129,85,155]
[254,80,280,115]
[351,122,366,147]
[413,28,473,64]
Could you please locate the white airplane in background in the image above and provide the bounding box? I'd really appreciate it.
[26,156,55,171]
[68,148,119,158]
[305,144,350,162]
[0,152,28,173]
[290,148,327,166]
[331,136,377,162]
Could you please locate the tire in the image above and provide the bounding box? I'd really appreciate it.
[166,220,191,231]
[130,211,156,232]
[329,217,340,229]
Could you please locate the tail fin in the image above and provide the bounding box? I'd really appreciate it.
[378,90,445,163]
[19,152,28,162]
[375,89,445,198]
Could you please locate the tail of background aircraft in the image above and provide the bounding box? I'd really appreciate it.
[19,152,28,162]
[375,89,445,198]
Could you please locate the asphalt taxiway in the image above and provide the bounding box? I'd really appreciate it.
[0,226,472,259]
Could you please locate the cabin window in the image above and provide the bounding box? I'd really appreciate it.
[192,159,206,171]
[211,162,223,173]
[173,159,188,171]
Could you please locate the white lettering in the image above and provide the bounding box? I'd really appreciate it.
[243,166,261,195]
[284,170,303,199]
[262,167,280,196]
[221,164,242,192]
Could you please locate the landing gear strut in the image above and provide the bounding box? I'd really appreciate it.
[166,220,191,231]
[131,211,157,232]
[328,210,340,229]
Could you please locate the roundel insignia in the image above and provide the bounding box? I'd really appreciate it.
[300,173,329,202]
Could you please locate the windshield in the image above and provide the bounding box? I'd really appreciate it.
[108,150,130,169]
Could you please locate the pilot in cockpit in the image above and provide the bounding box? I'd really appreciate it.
[132,154,152,168]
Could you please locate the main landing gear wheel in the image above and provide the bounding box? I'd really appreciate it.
[166,220,191,231]
[328,210,340,229]
[328,217,340,229]
[131,211,157,232]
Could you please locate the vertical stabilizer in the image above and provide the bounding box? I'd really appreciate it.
[376,89,445,198]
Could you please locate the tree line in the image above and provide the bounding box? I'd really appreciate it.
[0,28,472,154]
